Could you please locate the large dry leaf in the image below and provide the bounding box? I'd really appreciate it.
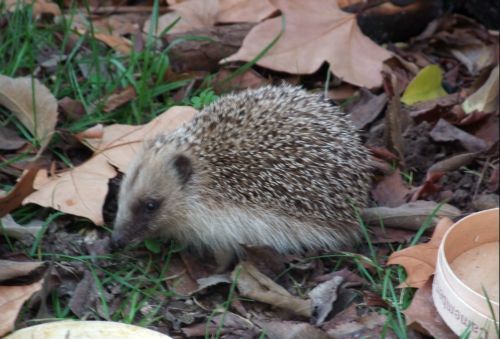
[224,0,392,88]
[429,119,488,153]
[82,106,197,173]
[217,0,276,23]
[403,277,455,338]
[0,283,43,336]
[232,262,311,317]
[0,75,57,152]
[23,158,116,225]
[2,0,61,17]
[0,260,46,337]
[462,65,499,114]
[387,218,454,288]
[23,107,196,224]
[0,260,45,281]
[146,0,218,35]
[0,167,39,218]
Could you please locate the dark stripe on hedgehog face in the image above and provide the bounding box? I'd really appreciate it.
[172,154,193,185]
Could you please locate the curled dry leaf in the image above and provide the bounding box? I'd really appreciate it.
[217,0,276,23]
[0,127,26,151]
[362,200,461,231]
[23,159,116,225]
[430,119,488,153]
[2,0,61,17]
[93,33,133,54]
[0,214,43,240]
[0,260,46,282]
[258,320,330,339]
[103,86,137,112]
[182,312,257,337]
[309,276,344,325]
[83,106,197,173]
[23,106,196,224]
[462,65,499,114]
[0,282,44,337]
[371,169,411,208]
[403,277,455,338]
[146,0,218,35]
[345,89,387,129]
[0,75,58,153]
[0,167,39,218]
[232,261,311,317]
[322,304,391,338]
[0,260,46,337]
[224,0,392,88]
[387,217,454,288]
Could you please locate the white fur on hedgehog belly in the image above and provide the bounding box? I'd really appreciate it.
[171,198,355,256]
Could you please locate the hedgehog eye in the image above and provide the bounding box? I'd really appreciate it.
[144,199,160,212]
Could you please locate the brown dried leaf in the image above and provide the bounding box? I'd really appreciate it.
[427,152,478,176]
[23,107,196,224]
[462,65,499,114]
[0,260,46,337]
[0,167,39,218]
[404,277,455,338]
[345,89,387,129]
[309,276,344,325]
[103,86,137,112]
[372,169,411,208]
[23,158,115,225]
[217,0,276,23]
[213,69,269,93]
[362,201,460,231]
[164,256,199,296]
[259,320,330,339]
[3,0,61,17]
[225,0,392,88]
[0,127,26,151]
[0,260,46,282]
[322,304,392,338]
[147,0,218,35]
[182,312,257,337]
[232,261,311,317]
[387,218,454,288]
[85,31,132,54]
[0,75,58,153]
[450,44,496,75]
[430,119,488,153]
[58,97,85,122]
[0,282,44,337]
[383,72,405,160]
[83,106,197,173]
[0,214,43,240]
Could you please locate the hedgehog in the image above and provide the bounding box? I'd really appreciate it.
[112,85,371,267]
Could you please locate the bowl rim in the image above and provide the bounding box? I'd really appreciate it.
[439,208,499,308]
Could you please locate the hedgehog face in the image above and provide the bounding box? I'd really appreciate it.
[111,148,193,248]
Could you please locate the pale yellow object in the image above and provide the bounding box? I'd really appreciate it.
[5,321,172,339]
[451,241,500,303]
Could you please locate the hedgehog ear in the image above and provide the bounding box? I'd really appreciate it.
[172,154,193,185]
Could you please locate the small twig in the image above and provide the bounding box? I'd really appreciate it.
[473,156,491,197]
